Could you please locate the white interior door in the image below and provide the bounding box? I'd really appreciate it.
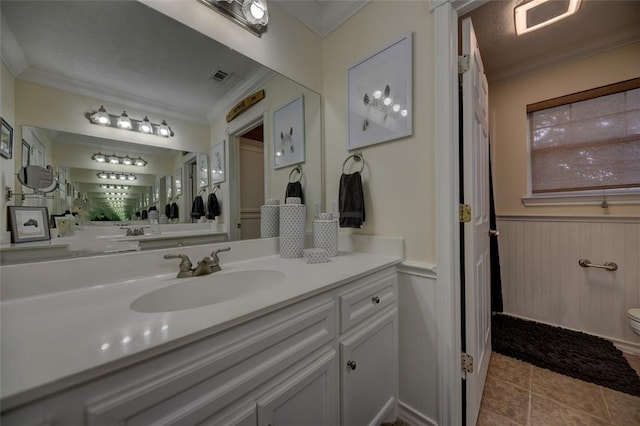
[461,16,491,426]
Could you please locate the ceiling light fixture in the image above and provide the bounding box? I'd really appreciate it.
[92,152,147,167]
[100,184,131,190]
[197,0,268,37]
[514,0,582,36]
[86,107,174,138]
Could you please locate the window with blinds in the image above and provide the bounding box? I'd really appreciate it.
[528,78,640,194]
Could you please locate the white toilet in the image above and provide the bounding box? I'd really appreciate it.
[628,309,640,336]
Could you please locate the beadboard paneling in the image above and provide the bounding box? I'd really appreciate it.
[497,218,640,346]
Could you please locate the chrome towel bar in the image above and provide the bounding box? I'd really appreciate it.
[578,258,618,271]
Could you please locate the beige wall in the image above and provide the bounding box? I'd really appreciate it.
[322,0,436,264]
[1,60,16,244]
[490,42,640,217]
[15,81,210,154]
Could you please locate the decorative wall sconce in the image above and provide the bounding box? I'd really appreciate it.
[197,0,268,37]
[100,184,131,190]
[92,152,147,167]
[97,171,137,181]
[86,106,174,138]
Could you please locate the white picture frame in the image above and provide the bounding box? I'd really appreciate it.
[210,140,226,184]
[273,95,305,169]
[347,33,413,150]
[174,167,182,197]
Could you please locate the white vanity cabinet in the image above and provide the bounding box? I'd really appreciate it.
[1,267,398,426]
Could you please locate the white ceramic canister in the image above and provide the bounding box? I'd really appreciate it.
[260,199,280,238]
[279,197,305,258]
[313,212,338,256]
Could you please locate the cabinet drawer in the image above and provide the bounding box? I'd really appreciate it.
[339,271,397,333]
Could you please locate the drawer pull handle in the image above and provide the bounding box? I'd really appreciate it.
[371,296,380,304]
[347,360,357,370]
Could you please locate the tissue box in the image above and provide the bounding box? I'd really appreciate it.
[303,248,329,264]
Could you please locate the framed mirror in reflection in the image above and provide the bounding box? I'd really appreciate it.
[1,0,322,261]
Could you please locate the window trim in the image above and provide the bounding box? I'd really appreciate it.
[524,77,640,204]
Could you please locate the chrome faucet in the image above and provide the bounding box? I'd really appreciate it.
[164,247,231,278]
[121,226,149,236]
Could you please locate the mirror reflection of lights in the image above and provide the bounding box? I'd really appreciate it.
[161,324,169,331]
[100,184,131,190]
[122,336,132,345]
[97,172,137,181]
[144,329,151,337]
[100,343,110,351]
[87,106,174,137]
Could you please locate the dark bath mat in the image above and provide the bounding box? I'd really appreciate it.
[492,313,640,397]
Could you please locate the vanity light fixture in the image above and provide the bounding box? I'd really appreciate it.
[197,0,268,37]
[86,106,174,138]
[97,171,137,181]
[100,184,131,190]
[92,153,147,167]
[514,0,582,35]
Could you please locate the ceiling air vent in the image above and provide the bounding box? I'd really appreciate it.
[210,69,231,83]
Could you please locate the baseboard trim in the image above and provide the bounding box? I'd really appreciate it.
[501,312,640,355]
[398,401,437,426]
[397,261,437,279]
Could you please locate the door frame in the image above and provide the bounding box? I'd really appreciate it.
[227,106,268,241]
[433,1,488,425]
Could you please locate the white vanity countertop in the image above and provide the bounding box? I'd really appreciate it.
[0,251,401,409]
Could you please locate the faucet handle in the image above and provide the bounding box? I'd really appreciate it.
[120,227,133,236]
[210,246,231,263]
[163,254,193,272]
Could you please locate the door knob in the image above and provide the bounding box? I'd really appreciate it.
[489,229,500,237]
[347,360,357,370]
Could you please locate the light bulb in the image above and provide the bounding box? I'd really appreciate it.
[159,120,170,137]
[400,109,408,117]
[392,104,401,112]
[98,172,108,179]
[242,0,268,25]
[109,155,120,164]
[93,153,106,163]
[109,173,117,180]
[383,97,392,106]
[127,175,136,181]
[373,90,382,99]
[122,156,132,166]
[92,106,110,125]
[139,116,153,134]
[117,111,132,129]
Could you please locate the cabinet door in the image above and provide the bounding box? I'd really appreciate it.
[257,350,338,426]
[197,400,256,426]
[340,308,398,426]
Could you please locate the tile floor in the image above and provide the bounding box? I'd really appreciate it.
[477,352,640,425]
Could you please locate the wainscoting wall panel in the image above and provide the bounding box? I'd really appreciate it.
[496,216,640,350]
[397,262,438,426]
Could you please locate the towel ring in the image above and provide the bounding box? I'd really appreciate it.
[342,151,364,174]
[289,166,303,183]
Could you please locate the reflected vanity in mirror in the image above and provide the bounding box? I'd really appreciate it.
[16,166,58,193]
[1,0,323,263]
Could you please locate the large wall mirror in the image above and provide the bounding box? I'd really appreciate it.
[2,0,322,259]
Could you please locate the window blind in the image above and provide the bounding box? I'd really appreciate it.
[529,85,640,194]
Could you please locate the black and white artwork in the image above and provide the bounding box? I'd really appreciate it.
[273,95,305,169]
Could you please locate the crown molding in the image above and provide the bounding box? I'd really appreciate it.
[274,0,371,38]
[0,15,28,77]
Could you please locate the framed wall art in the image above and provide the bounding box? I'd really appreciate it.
[347,33,413,150]
[1,118,13,159]
[21,139,30,167]
[273,94,305,169]
[8,206,51,243]
[210,140,226,184]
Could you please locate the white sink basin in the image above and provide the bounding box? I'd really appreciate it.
[130,270,286,313]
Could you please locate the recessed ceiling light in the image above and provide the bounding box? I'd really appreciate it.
[514,0,582,36]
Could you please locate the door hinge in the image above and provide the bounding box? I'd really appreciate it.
[461,353,474,373]
[458,54,470,74]
[459,204,471,223]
